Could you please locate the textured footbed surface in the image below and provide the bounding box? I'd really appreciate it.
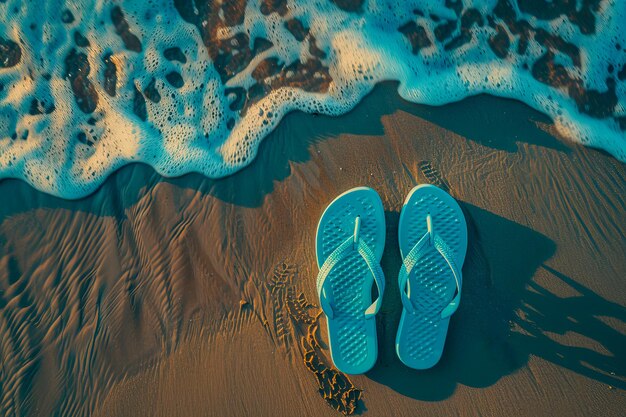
[396,185,467,369]
[317,188,384,374]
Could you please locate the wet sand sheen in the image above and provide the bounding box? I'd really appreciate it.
[0,83,625,417]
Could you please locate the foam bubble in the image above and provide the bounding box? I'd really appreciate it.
[0,0,624,198]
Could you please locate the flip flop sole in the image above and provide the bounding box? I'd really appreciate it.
[396,184,467,369]
[316,187,385,374]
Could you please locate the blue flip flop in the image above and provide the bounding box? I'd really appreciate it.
[395,184,468,369]
[316,187,386,374]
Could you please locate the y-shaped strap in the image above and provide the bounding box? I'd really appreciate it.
[398,215,461,319]
[316,217,385,320]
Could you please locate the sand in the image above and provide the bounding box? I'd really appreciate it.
[1,83,625,417]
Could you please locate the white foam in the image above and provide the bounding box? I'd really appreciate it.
[0,0,624,198]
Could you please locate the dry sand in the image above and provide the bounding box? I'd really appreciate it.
[1,83,625,417]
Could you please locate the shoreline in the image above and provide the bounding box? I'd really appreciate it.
[2,77,625,201]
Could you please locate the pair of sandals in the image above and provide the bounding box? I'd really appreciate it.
[316,185,467,374]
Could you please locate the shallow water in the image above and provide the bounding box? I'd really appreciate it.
[0,0,625,197]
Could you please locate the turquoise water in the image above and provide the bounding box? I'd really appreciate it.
[0,0,624,197]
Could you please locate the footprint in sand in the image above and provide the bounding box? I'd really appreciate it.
[419,160,451,193]
[265,262,363,415]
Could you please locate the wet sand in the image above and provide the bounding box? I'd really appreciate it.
[1,83,625,416]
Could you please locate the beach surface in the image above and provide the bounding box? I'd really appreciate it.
[1,83,625,416]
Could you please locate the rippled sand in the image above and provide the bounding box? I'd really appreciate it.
[1,84,625,416]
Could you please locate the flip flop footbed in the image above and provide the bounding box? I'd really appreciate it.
[317,187,385,374]
[396,184,467,369]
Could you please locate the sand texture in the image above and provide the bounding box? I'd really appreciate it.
[1,84,625,416]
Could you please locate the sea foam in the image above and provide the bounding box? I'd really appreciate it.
[0,0,624,197]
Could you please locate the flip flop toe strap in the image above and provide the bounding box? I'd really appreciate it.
[398,227,462,319]
[317,219,385,320]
